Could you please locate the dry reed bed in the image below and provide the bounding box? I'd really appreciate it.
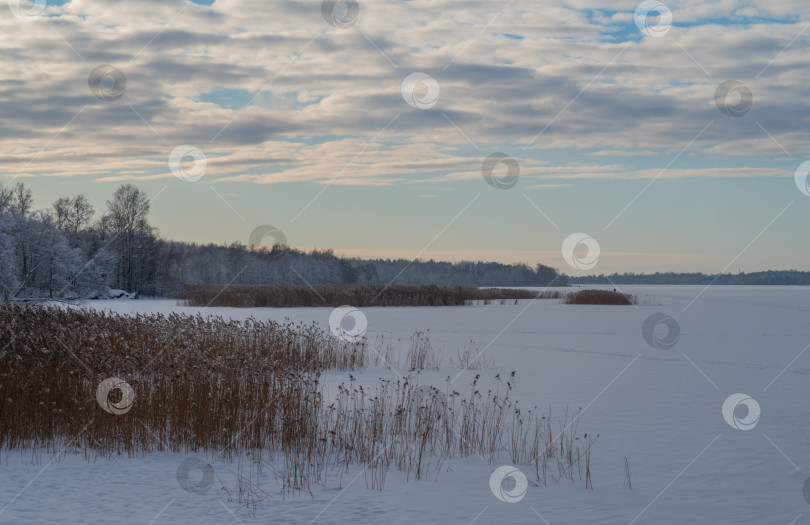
[565,289,637,305]
[0,303,597,498]
[0,303,361,455]
[180,284,551,308]
[181,284,638,308]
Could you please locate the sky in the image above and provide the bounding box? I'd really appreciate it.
[2,0,810,275]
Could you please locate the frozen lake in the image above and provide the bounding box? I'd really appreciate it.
[2,285,809,524]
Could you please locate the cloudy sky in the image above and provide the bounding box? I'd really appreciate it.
[2,0,810,274]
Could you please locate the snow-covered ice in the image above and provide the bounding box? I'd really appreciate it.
[2,285,809,524]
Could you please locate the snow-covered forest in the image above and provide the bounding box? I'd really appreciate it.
[0,182,563,299]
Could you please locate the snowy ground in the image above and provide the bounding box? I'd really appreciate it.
[2,285,809,524]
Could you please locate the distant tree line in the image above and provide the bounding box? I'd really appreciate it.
[568,271,810,286]
[156,241,562,297]
[0,182,563,299]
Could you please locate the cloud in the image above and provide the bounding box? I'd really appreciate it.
[2,0,808,186]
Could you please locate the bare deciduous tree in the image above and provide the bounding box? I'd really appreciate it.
[102,184,156,293]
